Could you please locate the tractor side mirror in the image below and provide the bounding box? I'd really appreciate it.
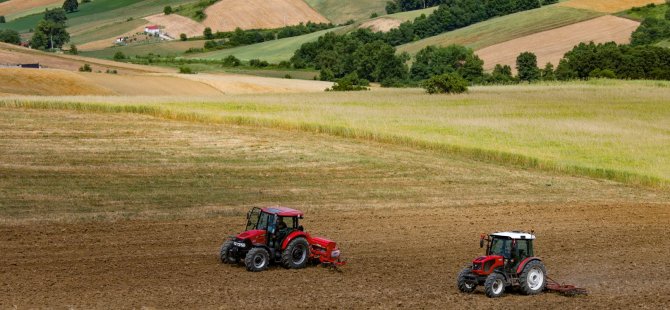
[480,239,484,248]
[298,225,304,231]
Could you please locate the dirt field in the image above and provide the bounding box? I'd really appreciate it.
[203,0,329,32]
[145,13,206,38]
[359,18,403,33]
[0,69,113,96]
[0,0,60,16]
[170,72,333,94]
[559,0,666,13]
[0,42,171,74]
[476,15,640,71]
[1,108,669,308]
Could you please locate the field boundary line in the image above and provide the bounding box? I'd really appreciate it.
[1,100,666,189]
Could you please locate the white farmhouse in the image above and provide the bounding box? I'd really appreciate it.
[144,25,161,35]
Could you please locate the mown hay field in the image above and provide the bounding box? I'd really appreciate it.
[2,80,669,187]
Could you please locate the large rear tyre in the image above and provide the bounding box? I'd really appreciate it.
[484,273,506,298]
[244,247,270,272]
[219,240,236,264]
[281,237,309,269]
[457,267,477,293]
[519,260,547,295]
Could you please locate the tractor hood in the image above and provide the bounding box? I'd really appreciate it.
[236,229,266,244]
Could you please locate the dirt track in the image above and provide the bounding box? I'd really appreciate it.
[2,203,669,308]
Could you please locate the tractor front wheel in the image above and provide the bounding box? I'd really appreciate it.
[457,267,477,293]
[219,240,236,264]
[484,273,506,298]
[244,247,270,272]
[281,237,309,269]
[519,260,547,295]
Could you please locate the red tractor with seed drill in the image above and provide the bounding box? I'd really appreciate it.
[457,231,547,298]
[219,206,345,272]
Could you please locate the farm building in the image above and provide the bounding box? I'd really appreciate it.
[144,25,161,35]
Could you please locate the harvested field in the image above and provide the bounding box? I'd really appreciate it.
[476,15,640,71]
[0,108,669,308]
[145,13,206,38]
[0,69,113,96]
[560,0,666,13]
[168,72,333,94]
[203,0,329,32]
[0,42,171,74]
[359,18,402,32]
[305,0,387,24]
[0,0,60,17]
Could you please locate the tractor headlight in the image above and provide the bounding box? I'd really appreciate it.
[233,241,246,248]
[331,250,340,258]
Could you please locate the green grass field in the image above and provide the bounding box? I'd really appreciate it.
[187,27,344,62]
[1,0,196,35]
[305,0,387,24]
[617,3,668,21]
[81,39,204,58]
[70,18,148,46]
[2,80,668,188]
[398,6,602,55]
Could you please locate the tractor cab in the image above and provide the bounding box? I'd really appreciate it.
[244,206,304,249]
[483,232,534,261]
[458,231,546,298]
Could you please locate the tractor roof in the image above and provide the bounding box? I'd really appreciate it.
[261,206,303,217]
[491,231,535,240]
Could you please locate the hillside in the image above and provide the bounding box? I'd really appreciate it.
[476,15,640,71]
[305,0,387,24]
[0,0,60,21]
[202,0,329,32]
[559,0,666,13]
[397,6,603,55]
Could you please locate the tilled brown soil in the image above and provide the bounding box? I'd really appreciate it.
[2,203,669,309]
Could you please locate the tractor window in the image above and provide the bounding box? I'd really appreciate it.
[246,208,261,231]
[515,240,530,259]
[257,212,272,231]
[489,238,512,258]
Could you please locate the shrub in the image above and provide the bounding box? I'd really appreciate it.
[222,55,241,67]
[105,69,118,74]
[79,64,92,72]
[327,73,370,91]
[0,29,21,45]
[0,15,5,24]
[203,27,213,39]
[180,33,187,41]
[249,59,269,67]
[284,74,292,79]
[179,66,194,74]
[422,73,468,94]
[113,51,126,60]
[370,12,379,18]
[589,68,616,79]
[69,44,78,55]
[164,6,173,15]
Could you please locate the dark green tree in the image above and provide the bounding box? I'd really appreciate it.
[203,27,214,39]
[164,6,173,15]
[180,33,187,41]
[422,72,469,94]
[0,15,6,23]
[541,62,555,81]
[516,51,540,82]
[113,51,126,60]
[0,29,21,45]
[555,58,577,81]
[68,43,78,55]
[410,45,483,82]
[45,8,68,24]
[62,0,79,13]
[490,64,515,84]
[30,17,70,50]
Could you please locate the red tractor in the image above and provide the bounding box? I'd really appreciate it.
[457,231,547,298]
[219,206,345,272]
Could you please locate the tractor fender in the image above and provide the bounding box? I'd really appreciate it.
[516,257,542,274]
[281,231,310,249]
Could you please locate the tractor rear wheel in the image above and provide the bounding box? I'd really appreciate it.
[244,247,270,272]
[219,240,236,264]
[281,237,309,269]
[457,267,477,293]
[519,260,547,295]
[484,273,506,298]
